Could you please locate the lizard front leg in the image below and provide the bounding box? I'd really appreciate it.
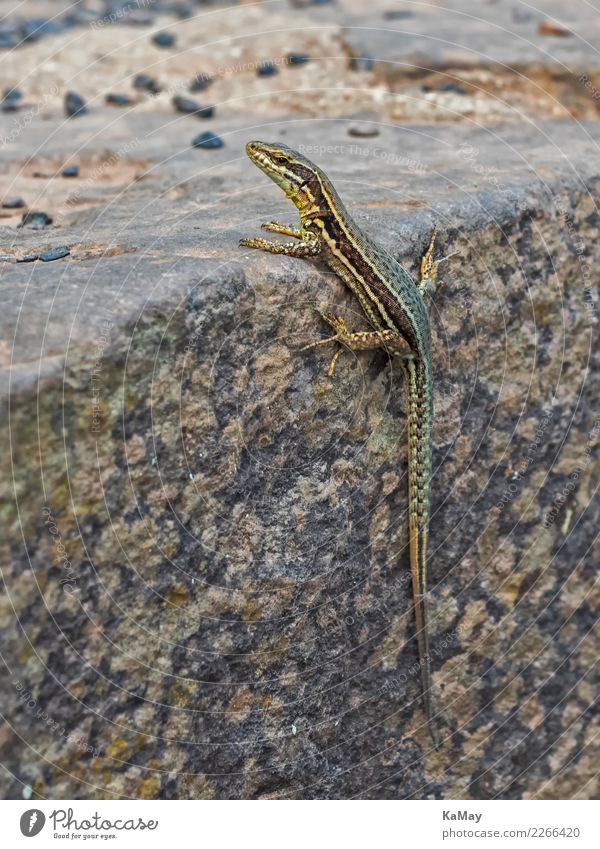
[418,229,440,297]
[239,235,321,257]
[418,228,457,297]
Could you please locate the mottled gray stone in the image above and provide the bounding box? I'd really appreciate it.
[343,0,600,74]
[0,113,599,800]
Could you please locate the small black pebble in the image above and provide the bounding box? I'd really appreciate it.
[22,18,67,41]
[192,131,224,149]
[347,125,379,138]
[174,3,194,19]
[0,32,18,49]
[172,95,201,114]
[105,93,132,106]
[62,165,79,177]
[172,96,214,118]
[133,74,161,94]
[438,82,466,94]
[189,73,212,92]
[39,246,70,262]
[63,9,97,26]
[128,10,154,26]
[421,84,433,93]
[152,31,175,48]
[2,87,22,111]
[20,211,53,229]
[349,55,374,72]
[65,91,87,117]
[287,53,310,66]
[257,61,278,77]
[2,197,25,209]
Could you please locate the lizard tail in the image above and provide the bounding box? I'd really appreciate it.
[405,357,439,747]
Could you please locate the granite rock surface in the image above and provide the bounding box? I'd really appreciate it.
[0,0,599,801]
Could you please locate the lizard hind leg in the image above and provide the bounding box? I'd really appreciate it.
[300,311,409,377]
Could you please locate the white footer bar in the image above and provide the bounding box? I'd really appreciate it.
[1,799,598,848]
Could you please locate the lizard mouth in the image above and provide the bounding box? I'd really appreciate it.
[245,140,276,173]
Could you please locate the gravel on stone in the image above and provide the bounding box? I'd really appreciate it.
[191,131,224,149]
[64,91,86,117]
[39,246,70,262]
[19,211,53,229]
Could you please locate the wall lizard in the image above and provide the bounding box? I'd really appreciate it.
[240,140,445,746]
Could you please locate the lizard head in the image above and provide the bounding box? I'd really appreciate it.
[245,141,319,208]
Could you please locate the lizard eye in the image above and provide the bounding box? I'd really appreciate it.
[274,155,287,165]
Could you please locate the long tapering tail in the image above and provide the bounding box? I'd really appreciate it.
[405,356,439,746]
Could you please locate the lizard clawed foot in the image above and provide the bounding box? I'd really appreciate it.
[239,235,321,257]
[239,236,269,250]
[433,250,460,295]
[299,312,350,377]
[261,221,302,239]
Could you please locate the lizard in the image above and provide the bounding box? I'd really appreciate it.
[239,140,446,746]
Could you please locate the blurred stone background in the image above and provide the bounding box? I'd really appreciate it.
[0,0,598,800]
